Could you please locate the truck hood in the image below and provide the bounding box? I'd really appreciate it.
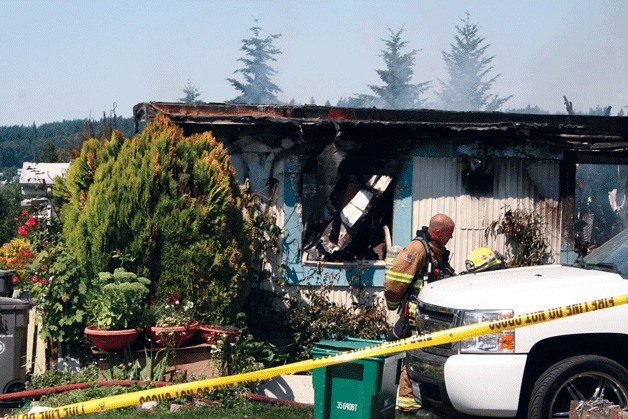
[418,264,628,313]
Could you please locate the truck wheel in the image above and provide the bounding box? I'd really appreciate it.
[527,355,628,419]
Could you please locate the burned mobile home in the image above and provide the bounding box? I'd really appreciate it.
[133,102,628,291]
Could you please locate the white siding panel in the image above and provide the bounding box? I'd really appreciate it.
[411,157,562,273]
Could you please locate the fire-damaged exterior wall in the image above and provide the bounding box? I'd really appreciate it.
[409,157,562,270]
[133,102,628,291]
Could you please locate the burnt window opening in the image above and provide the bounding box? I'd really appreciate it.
[462,158,494,195]
[574,164,627,254]
[301,145,395,263]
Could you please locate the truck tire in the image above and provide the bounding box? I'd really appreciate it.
[527,355,628,419]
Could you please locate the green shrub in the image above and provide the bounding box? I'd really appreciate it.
[282,275,389,361]
[488,207,549,266]
[28,363,99,389]
[61,116,252,324]
[29,242,92,356]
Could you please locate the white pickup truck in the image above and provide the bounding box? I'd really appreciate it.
[407,228,628,418]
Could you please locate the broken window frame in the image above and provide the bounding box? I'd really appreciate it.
[300,147,395,267]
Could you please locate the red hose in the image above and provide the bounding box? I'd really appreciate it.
[0,381,312,408]
[0,380,169,401]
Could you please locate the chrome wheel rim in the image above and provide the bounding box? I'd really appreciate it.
[549,371,628,418]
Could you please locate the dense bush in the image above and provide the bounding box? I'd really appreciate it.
[488,207,549,266]
[30,241,92,355]
[60,115,252,324]
[281,276,389,361]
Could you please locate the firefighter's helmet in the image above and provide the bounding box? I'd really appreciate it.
[465,247,503,272]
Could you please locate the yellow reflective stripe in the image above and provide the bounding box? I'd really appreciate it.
[397,395,421,409]
[386,299,401,310]
[385,270,414,283]
[410,281,423,290]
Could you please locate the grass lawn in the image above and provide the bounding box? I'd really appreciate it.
[4,398,417,418]
[59,402,415,418]
[93,400,315,418]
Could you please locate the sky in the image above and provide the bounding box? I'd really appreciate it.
[0,0,626,126]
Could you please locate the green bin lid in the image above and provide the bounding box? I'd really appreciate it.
[311,337,387,362]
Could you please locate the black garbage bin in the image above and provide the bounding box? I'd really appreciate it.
[0,297,30,393]
[0,270,16,298]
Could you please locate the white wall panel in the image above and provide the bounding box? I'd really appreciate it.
[411,157,562,273]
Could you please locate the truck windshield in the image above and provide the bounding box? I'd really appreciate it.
[582,228,628,276]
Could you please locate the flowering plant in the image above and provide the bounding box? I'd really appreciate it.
[0,237,38,291]
[150,294,196,328]
[0,209,52,292]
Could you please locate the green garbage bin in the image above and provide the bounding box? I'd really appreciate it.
[311,337,403,419]
[0,297,30,394]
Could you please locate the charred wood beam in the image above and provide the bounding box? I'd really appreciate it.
[132,102,628,159]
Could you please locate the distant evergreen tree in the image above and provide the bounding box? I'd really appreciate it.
[228,21,283,104]
[0,117,136,172]
[505,105,550,115]
[336,96,370,108]
[438,13,511,111]
[0,183,20,244]
[179,79,202,103]
[563,96,621,116]
[588,105,612,116]
[39,141,59,162]
[365,27,431,109]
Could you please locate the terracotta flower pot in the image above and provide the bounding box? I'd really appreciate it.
[199,325,240,346]
[148,321,200,347]
[84,326,141,352]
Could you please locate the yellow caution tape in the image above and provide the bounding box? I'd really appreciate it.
[3,293,626,418]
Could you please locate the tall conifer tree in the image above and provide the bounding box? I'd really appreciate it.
[438,13,511,111]
[179,79,202,103]
[367,27,431,109]
[228,20,283,104]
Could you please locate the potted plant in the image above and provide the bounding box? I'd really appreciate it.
[148,294,199,347]
[84,268,151,352]
[199,324,241,346]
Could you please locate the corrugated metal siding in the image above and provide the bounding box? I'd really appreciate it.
[411,157,562,273]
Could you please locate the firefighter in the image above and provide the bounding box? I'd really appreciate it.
[384,213,455,414]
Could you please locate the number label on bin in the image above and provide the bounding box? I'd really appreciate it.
[336,401,358,412]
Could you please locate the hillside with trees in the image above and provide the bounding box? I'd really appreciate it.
[0,115,136,173]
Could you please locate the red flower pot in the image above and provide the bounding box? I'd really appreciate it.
[84,326,141,352]
[199,325,240,346]
[148,321,199,347]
